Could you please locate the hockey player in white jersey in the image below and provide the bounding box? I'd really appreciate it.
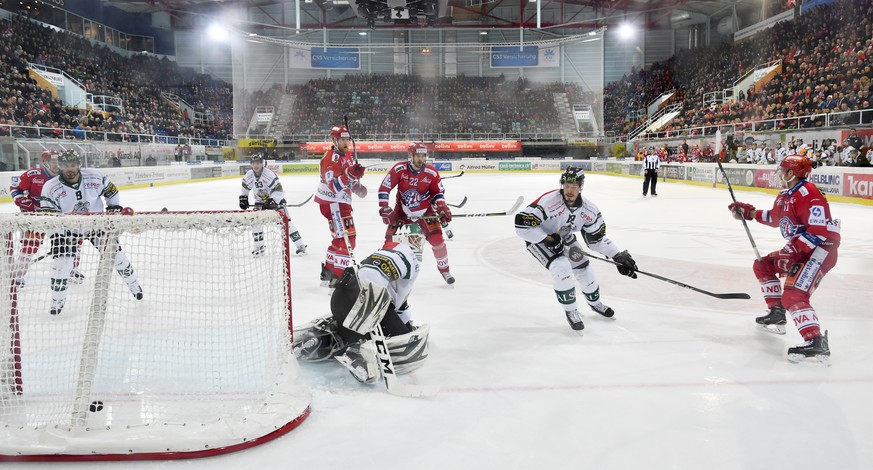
[38,150,143,315]
[514,167,639,331]
[292,241,430,384]
[239,153,307,255]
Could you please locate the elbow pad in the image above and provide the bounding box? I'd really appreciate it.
[582,224,607,245]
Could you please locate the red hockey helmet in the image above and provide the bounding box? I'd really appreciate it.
[408,142,427,155]
[329,126,350,139]
[780,155,812,179]
[41,150,58,164]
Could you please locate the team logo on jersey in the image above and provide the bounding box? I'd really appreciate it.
[73,201,90,213]
[779,216,797,239]
[400,189,423,209]
[366,254,400,280]
[517,214,540,227]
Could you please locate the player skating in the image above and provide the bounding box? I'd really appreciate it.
[38,150,143,315]
[514,167,639,331]
[314,125,367,287]
[377,142,455,284]
[728,154,839,362]
[238,153,307,256]
[292,241,430,384]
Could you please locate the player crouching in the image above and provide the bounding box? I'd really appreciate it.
[292,241,430,384]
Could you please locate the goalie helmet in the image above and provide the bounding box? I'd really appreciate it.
[57,150,80,164]
[560,167,585,187]
[329,125,350,139]
[780,155,812,179]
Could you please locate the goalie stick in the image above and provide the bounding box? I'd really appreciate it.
[336,220,439,398]
[582,250,751,300]
[441,170,465,179]
[717,159,762,262]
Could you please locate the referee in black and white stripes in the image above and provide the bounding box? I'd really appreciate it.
[642,148,660,197]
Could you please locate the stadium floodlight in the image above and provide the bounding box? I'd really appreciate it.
[207,23,229,42]
[359,31,368,35]
[618,22,634,40]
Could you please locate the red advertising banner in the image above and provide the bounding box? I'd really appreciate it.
[298,141,522,154]
[843,172,873,199]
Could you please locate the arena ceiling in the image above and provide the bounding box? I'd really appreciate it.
[101,0,757,31]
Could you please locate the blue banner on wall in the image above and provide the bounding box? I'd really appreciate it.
[310,47,360,69]
[490,46,540,67]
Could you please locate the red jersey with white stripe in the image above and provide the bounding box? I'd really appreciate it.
[315,148,357,205]
[10,168,54,212]
[378,162,445,218]
[756,179,841,252]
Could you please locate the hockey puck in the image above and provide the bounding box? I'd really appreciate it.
[89,400,104,412]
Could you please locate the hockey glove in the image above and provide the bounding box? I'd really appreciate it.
[278,199,287,209]
[771,244,802,272]
[543,233,564,256]
[14,197,37,213]
[106,205,123,213]
[728,202,755,221]
[262,199,279,210]
[348,163,366,179]
[613,250,638,279]
[239,196,249,210]
[379,206,398,226]
[352,182,368,198]
[435,200,452,223]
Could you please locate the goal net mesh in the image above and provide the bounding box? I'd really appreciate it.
[0,210,311,459]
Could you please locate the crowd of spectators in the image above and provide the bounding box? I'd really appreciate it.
[287,75,572,137]
[0,14,232,141]
[604,0,873,136]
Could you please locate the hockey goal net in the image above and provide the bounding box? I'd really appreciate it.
[0,210,311,461]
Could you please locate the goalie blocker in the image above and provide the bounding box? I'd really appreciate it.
[292,241,430,382]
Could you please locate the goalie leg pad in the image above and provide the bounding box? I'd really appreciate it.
[292,314,346,361]
[342,277,392,334]
[335,340,380,384]
[386,323,430,374]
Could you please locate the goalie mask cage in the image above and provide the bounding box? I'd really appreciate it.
[0,210,311,461]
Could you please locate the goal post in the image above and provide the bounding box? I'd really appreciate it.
[0,210,311,460]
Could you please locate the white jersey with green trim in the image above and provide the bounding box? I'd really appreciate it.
[39,169,120,214]
[359,242,420,309]
[514,189,621,258]
[241,167,285,205]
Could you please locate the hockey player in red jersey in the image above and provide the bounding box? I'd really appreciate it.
[728,154,839,362]
[377,142,454,284]
[314,125,367,286]
[8,150,83,285]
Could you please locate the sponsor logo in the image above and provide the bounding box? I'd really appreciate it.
[499,162,531,171]
[846,174,873,198]
[434,162,452,171]
[518,214,540,227]
[809,205,826,226]
[282,164,319,173]
[368,254,400,280]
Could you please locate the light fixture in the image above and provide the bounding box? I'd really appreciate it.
[207,23,228,42]
[359,31,367,35]
[618,23,634,39]
[249,33,258,37]
[421,47,431,53]
[588,30,597,36]
[480,31,487,35]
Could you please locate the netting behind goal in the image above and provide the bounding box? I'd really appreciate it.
[0,211,311,460]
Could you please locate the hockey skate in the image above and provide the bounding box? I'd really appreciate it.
[565,309,584,331]
[320,263,336,287]
[295,244,307,255]
[589,302,615,318]
[50,299,64,316]
[756,305,786,334]
[441,271,455,285]
[445,229,454,240]
[129,283,144,300]
[335,342,380,384]
[787,331,830,364]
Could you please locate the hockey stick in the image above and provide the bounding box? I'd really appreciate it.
[342,115,359,164]
[452,195,524,218]
[716,159,762,262]
[286,194,313,207]
[582,251,751,300]
[335,218,439,398]
[441,171,465,179]
[446,196,468,209]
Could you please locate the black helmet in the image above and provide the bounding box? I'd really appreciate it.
[560,166,585,187]
[251,153,265,163]
[57,150,80,164]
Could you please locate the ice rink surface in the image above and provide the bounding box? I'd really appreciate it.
[3,169,872,469]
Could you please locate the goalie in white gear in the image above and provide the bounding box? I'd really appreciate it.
[514,166,639,331]
[239,153,307,255]
[292,240,430,384]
